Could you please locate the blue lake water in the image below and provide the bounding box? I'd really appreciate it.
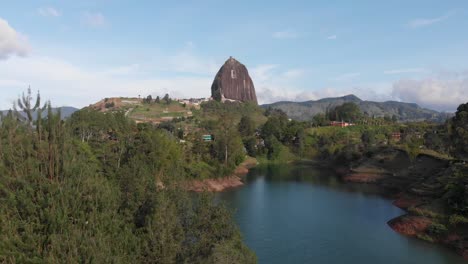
[219,164,466,264]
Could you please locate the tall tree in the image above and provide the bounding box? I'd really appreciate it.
[328,102,362,122]
[163,93,171,104]
[238,115,255,137]
[451,102,468,158]
[14,87,42,127]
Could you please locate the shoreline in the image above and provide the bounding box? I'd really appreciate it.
[185,157,258,192]
[186,150,468,259]
[333,149,468,260]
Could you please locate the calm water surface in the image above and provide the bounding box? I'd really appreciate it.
[219,164,466,264]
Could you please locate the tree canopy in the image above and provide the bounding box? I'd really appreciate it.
[0,91,256,263]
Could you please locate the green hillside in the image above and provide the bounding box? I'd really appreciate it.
[262,94,452,122]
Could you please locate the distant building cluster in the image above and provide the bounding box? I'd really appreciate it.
[177,97,212,106]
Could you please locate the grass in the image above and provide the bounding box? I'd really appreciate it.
[128,101,191,120]
[418,149,454,161]
[417,233,435,243]
[449,214,468,226]
[408,206,445,220]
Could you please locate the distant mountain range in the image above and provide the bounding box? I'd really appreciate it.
[1,107,79,120]
[262,95,453,122]
[0,95,452,123]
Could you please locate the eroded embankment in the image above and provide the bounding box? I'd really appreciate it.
[337,148,468,259]
[185,157,258,192]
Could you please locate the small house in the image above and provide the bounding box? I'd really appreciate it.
[202,134,213,142]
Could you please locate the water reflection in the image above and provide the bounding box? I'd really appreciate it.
[247,163,385,196]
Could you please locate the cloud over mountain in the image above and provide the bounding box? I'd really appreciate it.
[392,73,468,112]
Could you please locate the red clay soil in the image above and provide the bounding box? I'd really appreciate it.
[186,176,244,192]
[388,215,432,236]
[393,195,423,210]
[90,98,125,111]
[343,173,385,183]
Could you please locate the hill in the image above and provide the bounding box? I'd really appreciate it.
[88,97,199,124]
[262,94,452,122]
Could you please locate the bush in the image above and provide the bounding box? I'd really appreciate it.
[449,214,468,226]
[105,102,115,108]
[427,223,448,236]
[417,234,435,243]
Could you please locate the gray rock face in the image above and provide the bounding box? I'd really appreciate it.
[211,57,257,104]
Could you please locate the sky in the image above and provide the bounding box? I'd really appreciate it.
[0,0,467,112]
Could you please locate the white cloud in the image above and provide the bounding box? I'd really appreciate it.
[38,7,61,17]
[327,35,337,40]
[256,85,380,105]
[250,64,279,82]
[392,73,468,111]
[384,68,425,75]
[250,64,321,104]
[250,63,397,105]
[81,12,107,28]
[272,31,298,39]
[0,55,215,109]
[408,12,453,28]
[0,17,30,60]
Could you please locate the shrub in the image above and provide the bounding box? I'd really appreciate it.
[449,214,468,226]
[105,102,115,108]
[427,223,448,236]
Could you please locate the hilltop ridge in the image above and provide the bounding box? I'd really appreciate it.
[262,94,452,122]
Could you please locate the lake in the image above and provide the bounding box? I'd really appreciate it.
[219,164,466,264]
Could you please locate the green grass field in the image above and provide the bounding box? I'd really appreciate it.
[128,101,191,120]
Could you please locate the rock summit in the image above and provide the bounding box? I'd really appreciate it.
[211,56,257,104]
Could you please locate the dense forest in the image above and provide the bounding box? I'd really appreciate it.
[0,90,255,263]
[1,88,467,262]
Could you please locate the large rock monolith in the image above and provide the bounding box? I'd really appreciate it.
[211,56,258,104]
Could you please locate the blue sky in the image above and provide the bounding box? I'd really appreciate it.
[0,0,467,111]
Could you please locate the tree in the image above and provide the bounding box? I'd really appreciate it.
[451,102,468,158]
[144,95,153,104]
[312,113,328,126]
[243,137,257,157]
[0,90,256,263]
[361,130,376,147]
[159,121,176,134]
[105,102,115,108]
[212,111,245,171]
[14,87,42,127]
[163,93,171,104]
[261,113,288,142]
[155,96,161,103]
[424,131,446,153]
[238,115,255,137]
[264,135,282,160]
[177,128,184,139]
[328,102,362,122]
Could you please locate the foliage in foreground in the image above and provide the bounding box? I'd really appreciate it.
[0,91,255,263]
